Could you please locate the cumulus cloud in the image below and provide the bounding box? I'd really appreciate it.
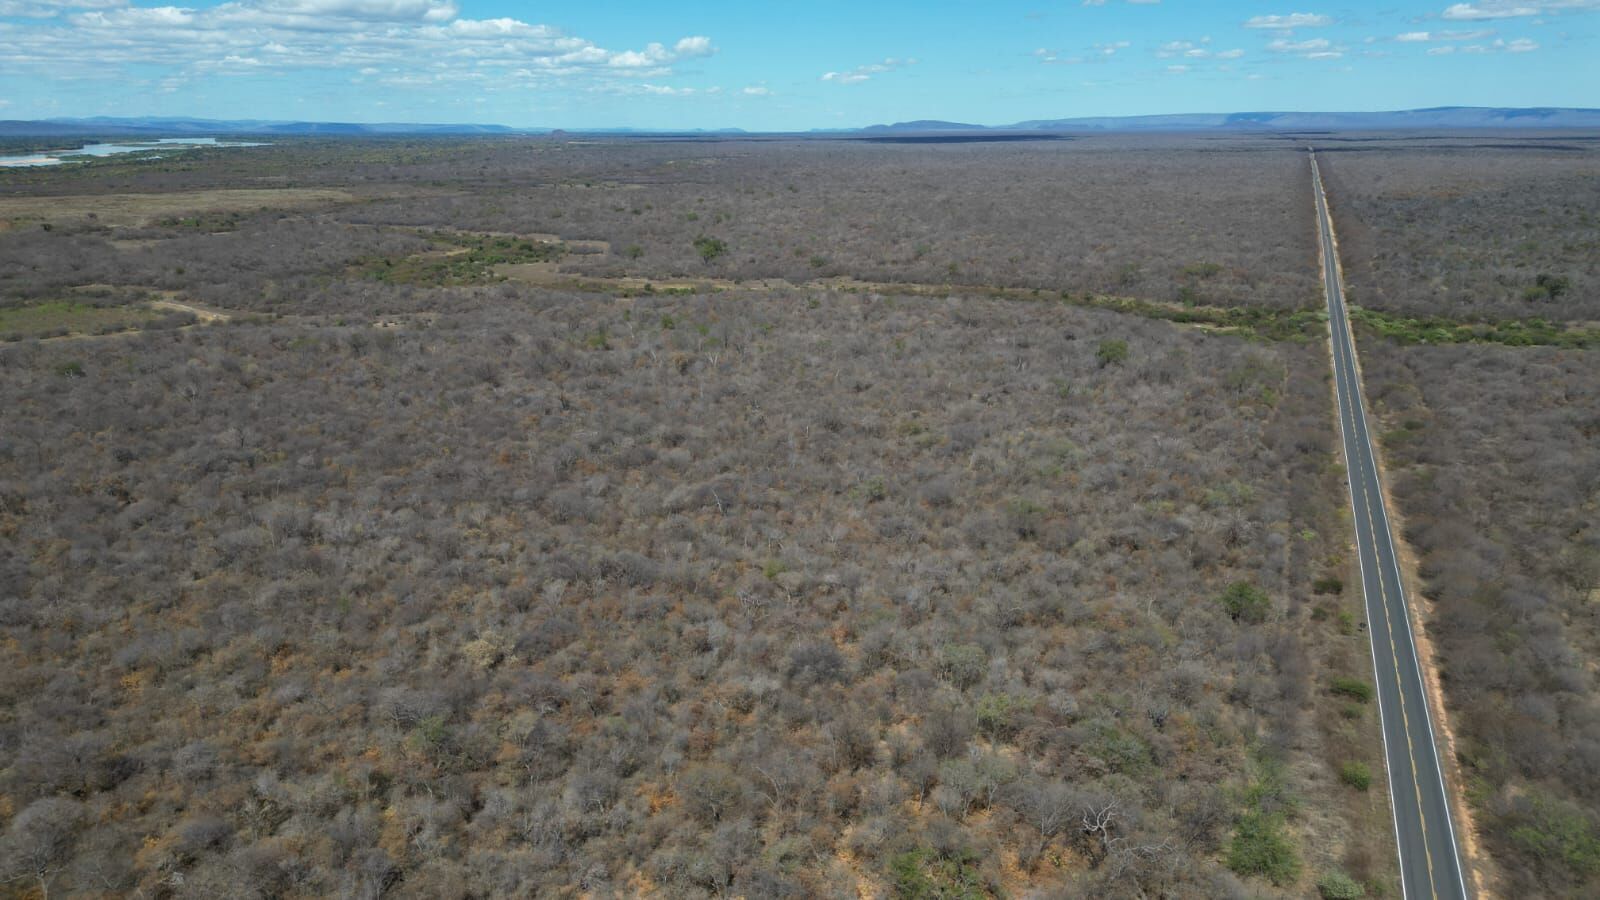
[0,0,717,93]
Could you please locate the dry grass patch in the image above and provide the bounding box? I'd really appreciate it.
[0,188,358,227]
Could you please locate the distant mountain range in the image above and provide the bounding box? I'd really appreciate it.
[862,107,1600,132]
[2,107,1598,138]
[1001,107,1600,131]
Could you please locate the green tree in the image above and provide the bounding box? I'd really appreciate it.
[1096,338,1129,368]
[693,235,727,263]
[1218,582,1270,623]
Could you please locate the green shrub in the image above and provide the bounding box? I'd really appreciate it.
[1313,575,1344,595]
[1339,761,1371,791]
[852,476,888,503]
[1534,273,1571,300]
[1330,677,1374,703]
[975,693,1023,739]
[1227,812,1301,885]
[1337,610,1356,635]
[1507,794,1600,878]
[693,235,727,263]
[1317,869,1366,899]
[889,847,988,899]
[1218,582,1271,624]
[54,360,86,378]
[1095,338,1129,367]
[938,643,987,691]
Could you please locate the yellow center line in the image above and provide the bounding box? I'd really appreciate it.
[1318,156,1441,897]
[1357,470,1438,896]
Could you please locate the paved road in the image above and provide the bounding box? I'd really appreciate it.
[1311,151,1469,900]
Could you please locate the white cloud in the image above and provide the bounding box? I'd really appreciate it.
[1267,37,1332,52]
[1265,36,1345,58]
[1422,35,1542,52]
[257,0,459,22]
[1032,47,1086,64]
[741,85,771,96]
[1443,1,1599,19]
[0,0,126,16]
[0,0,719,93]
[820,56,916,84]
[1157,38,1243,61]
[673,35,713,57]
[1396,28,1496,40]
[1244,13,1334,29]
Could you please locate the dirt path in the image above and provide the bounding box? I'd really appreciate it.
[151,298,231,323]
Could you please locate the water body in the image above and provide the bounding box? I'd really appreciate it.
[0,137,267,168]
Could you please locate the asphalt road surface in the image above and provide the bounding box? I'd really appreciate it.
[1311,150,1470,900]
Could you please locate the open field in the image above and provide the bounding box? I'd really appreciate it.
[0,299,168,341]
[0,188,359,229]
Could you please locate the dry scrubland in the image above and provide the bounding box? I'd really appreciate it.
[1322,142,1600,320]
[0,287,1390,897]
[0,136,1321,313]
[1325,135,1600,896]
[1361,342,1600,896]
[6,131,1596,897]
[338,140,1321,308]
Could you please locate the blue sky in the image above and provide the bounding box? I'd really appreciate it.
[0,1,1595,128]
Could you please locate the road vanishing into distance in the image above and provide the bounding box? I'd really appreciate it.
[1311,151,1470,900]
